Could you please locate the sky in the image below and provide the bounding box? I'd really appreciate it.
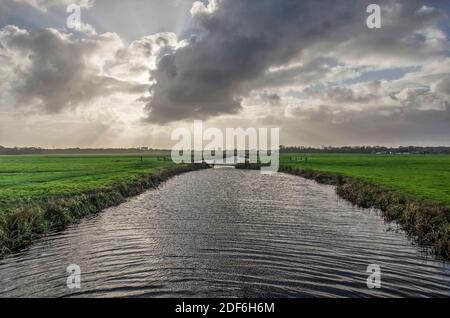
[0,0,449,148]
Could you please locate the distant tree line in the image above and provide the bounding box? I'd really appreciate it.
[1,145,450,155]
[0,146,169,155]
[279,145,450,154]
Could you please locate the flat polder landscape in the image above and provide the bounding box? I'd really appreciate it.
[0,153,449,297]
[1,153,449,258]
[3,154,449,213]
[281,154,450,207]
[0,154,176,215]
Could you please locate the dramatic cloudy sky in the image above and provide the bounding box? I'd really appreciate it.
[0,0,449,148]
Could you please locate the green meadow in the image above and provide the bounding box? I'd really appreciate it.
[0,154,175,215]
[0,153,449,257]
[1,153,449,215]
[281,154,450,207]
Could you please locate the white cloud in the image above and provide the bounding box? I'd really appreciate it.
[0,25,180,115]
[13,0,94,12]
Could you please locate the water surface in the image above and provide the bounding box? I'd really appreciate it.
[0,169,448,297]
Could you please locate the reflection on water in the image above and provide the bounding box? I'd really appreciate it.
[0,169,448,297]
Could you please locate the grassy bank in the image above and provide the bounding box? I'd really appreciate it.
[279,154,450,259]
[0,154,208,257]
[281,154,450,206]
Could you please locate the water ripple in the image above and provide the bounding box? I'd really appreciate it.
[0,169,448,297]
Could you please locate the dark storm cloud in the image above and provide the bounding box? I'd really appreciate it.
[435,77,450,96]
[284,101,450,145]
[144,0,445,123]
[260,92,282,106]
[0,2,10,24]
[283,76,450,145]
[145,0,368,123]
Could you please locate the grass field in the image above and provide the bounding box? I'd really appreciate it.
[0,154,208,256]
[2,153,449,213]
[0,153,449,257]
[0,154,175,215]
[281,154,450,207]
